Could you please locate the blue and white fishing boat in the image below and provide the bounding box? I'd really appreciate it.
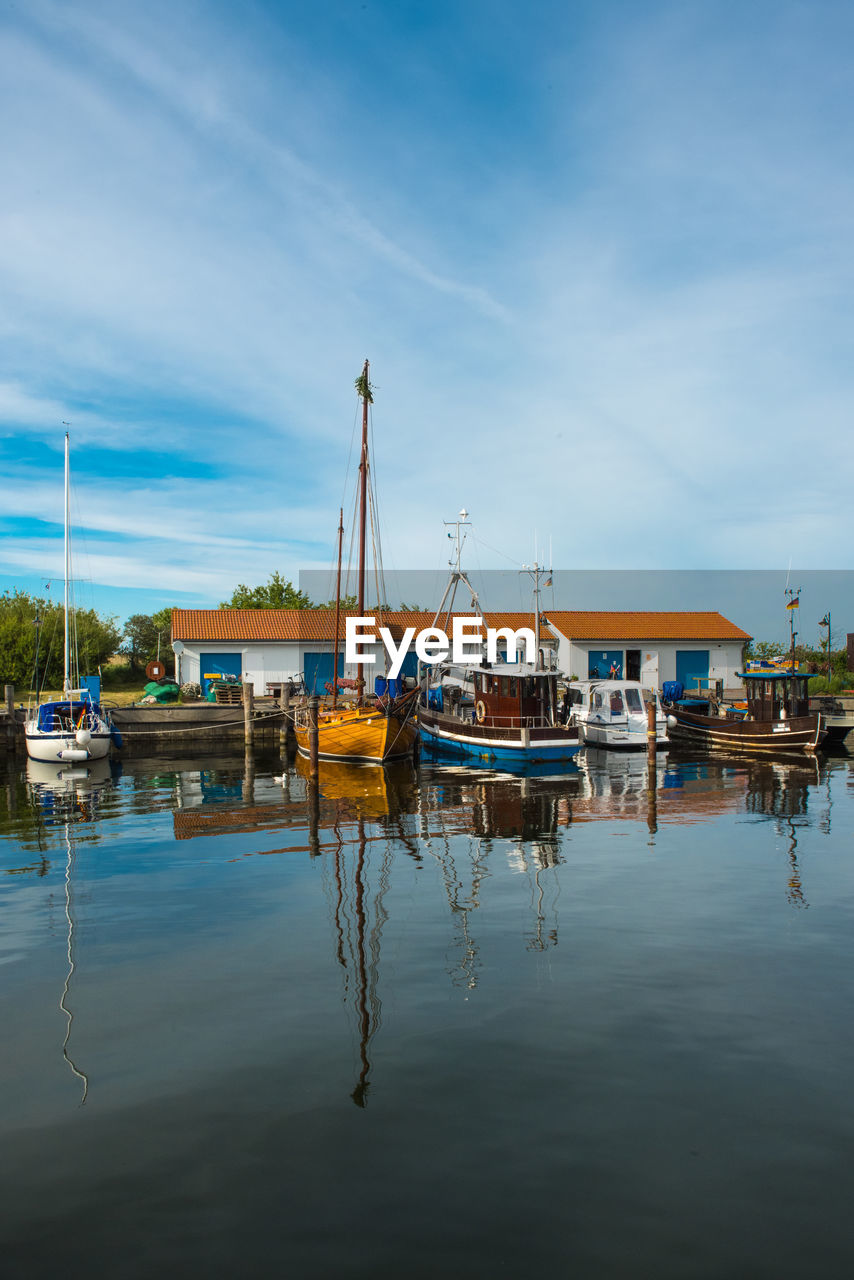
[417,515,581,765]
[24,434,117,764]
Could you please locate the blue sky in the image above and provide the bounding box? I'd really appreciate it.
[1,0,852,631]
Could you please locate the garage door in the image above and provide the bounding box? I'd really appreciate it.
[676,650,709,693]
[200,652,242,696]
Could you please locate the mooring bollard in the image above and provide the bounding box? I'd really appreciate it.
[647,698,657,767]
[243,684,254,747]
[309,694,319,776]
[5,685,16,753]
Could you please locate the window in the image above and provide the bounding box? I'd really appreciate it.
[610,691,624,714]
[625,687,643,712]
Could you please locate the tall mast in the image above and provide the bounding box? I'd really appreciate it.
[356,359,370,617]
[64,432,71,698]
[332,507,344,710]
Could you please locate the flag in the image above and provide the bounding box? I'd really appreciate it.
[786,598,799,610]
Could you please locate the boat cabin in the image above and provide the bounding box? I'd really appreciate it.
[470,664,560,727]
[740,671,815,721]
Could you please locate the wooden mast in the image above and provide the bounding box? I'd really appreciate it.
[356,360,371,703]
[332,507,344,710]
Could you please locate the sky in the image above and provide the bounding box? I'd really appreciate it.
[1,0,852,641]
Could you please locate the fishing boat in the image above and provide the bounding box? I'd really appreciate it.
[664,670,825,753]
[417,518,581,765]
[663,591,825,754]
[293,362,418,764]
[24,434,117,764]
[566,678,669,749]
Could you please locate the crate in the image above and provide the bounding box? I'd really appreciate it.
[213,682,244,705]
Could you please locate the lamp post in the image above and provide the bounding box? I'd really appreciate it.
[819,613,831,682]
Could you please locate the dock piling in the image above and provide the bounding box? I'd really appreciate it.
[309,695,319,776]
[5,686,16,753]
[243,685,254,747]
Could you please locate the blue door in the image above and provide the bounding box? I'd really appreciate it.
[676,650,709,693]
[588,649,623,679]
[303,652,335,695]
[201,652,242,696]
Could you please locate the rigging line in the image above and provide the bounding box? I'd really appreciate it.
[469,531,522,567]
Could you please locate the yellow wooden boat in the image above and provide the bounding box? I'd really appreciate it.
[293,701,417,763]
[295,360,418,766]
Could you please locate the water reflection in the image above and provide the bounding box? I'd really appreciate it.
[24,758,117,1105]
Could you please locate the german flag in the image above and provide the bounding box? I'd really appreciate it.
[786,597,799,609]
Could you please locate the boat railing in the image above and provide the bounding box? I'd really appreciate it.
[37,708,105,733]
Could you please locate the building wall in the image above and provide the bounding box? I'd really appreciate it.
[560,639,745,689]
[177,639,390,693]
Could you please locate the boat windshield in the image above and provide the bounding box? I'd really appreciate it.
[625,687,643,713]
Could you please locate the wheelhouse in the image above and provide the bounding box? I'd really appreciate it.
[740,671,815,721]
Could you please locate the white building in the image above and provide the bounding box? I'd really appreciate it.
[171,606,750,697]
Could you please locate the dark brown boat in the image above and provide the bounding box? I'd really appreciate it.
[665,670,826,754]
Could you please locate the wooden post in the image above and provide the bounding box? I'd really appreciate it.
[5,685,16,753]
[307,774,320,858]
[242,745,255,803]
[646,696,657,835]
[309,694,319,777]
[243,684,254,747]
[280,683,292,749]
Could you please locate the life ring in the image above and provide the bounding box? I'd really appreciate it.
[475,700,487,723]
[146,659,166,680]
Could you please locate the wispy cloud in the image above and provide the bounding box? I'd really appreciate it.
[1,0,853,622]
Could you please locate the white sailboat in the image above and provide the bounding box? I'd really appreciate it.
[24,433,116,763]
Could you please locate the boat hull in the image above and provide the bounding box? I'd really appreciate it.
[294,705,417,763]
[419,707,581,764]
[666,707,824,754]
[580,722,668,750]
[24,730,112,763]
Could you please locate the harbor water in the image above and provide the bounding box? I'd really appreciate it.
[2,746,854,1278]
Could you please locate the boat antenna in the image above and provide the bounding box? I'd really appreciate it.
[521,554,553,670]
[785,585,800,675]
[430,509,480,633]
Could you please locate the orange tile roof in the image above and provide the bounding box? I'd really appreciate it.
[170,608,479,643]
[544,611,751,641]
[172,607,750,644]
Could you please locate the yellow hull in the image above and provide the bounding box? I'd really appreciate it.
[294,705,417,763]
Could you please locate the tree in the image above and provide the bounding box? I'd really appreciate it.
[120,609,176,672]
[219,571,313,610]
[0,589,120,691]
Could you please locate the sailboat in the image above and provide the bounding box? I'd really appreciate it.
[24,433,117,763]
[293,362,418,764]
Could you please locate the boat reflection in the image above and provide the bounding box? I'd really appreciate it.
[24,756,117,1105]
[294,754,417,821]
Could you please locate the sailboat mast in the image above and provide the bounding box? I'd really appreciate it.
[64,432,71,698]
[332,507,344,710]
[533,563,542,669]
[356,359,370,618]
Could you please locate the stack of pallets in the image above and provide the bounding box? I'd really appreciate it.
[213,681,243,705]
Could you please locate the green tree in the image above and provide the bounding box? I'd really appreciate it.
[219,571,313,610]
[0,590,120,691]
[120,609,177,673]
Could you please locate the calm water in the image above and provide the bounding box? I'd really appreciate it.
[2,745,854,1279]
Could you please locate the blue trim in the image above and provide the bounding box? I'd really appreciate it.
[419,722,581,764]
